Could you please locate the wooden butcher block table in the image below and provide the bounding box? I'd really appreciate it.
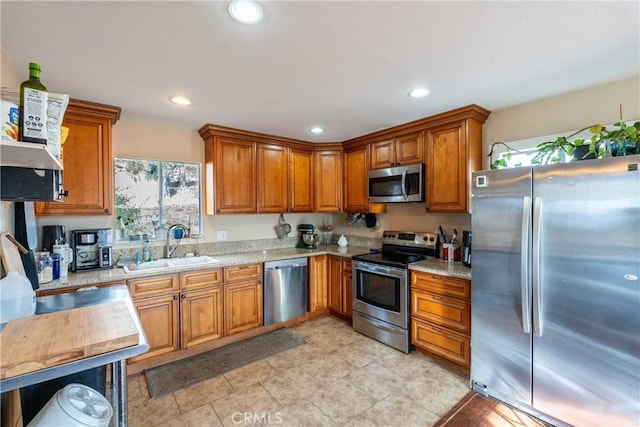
[0,285,149,427]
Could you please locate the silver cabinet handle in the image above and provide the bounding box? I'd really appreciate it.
[532,196,543,337]
[521,196,532,334]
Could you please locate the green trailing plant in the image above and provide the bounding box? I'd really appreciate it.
[533,121,640,165]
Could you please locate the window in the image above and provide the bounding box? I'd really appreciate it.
[114,157,201,241]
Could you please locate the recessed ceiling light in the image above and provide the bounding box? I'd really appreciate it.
[170,96,191,105]
[409,87,431,98]
[228,1,263,24]
[309,127,325,134]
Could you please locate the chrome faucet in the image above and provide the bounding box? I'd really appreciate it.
[165,223,188,258]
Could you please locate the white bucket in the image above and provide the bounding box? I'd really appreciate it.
[27,384,112,427]
[0,271,36,323]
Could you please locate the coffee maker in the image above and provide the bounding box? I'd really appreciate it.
[462,230,472,267]
[296,224,318,249]
[70,229,113,272]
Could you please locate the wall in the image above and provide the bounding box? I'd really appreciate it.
[482,75,640,169]
[3,47,638,247]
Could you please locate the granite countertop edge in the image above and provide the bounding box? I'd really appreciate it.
[39,246,471,292]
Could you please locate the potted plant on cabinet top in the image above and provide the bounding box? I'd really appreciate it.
[532,120,640,165]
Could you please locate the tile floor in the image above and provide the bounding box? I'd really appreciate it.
[126,316,470,427]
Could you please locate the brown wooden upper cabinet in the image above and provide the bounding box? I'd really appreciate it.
[370,131,423,170]
[425,110,486,212]
[314,147,342,212]
[36,99,120,216]
[343,146,369,212]
[199,125,315,214]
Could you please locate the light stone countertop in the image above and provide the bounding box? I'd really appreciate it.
[38,245,472,292]
[409,258,472,280]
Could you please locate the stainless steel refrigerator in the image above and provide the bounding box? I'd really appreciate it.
[470,155,640,426]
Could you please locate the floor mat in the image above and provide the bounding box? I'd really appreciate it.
[144,328,305,399]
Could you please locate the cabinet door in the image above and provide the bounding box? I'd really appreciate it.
[309,255,328,313]
[425,122,467,212]
[181,287,224,348]
[395,132,424,165]
[370,139,395,169]
[341,271,352,320]
[224,280,263,335]
[215,137,256,214]
[314,149,342,212]
[131,294,179,362]
[258,144,288,213]
[343,147,369,212]
[36,101,120,216]
[327,255,342,314]
[289,147,314,212]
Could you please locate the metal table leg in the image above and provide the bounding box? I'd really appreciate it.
[111,360,127,426]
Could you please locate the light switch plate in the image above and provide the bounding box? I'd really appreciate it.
[216,230,227,241]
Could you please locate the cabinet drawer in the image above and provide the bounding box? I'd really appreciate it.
[411,271,470,299]
[180,268,223,291]
[128,274,179,298]
[411,290,470,333]
[411,318,470,368]
[224,264,263,283]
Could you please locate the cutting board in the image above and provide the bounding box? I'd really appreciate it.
[0,300,139,380]
[0,232,26,275]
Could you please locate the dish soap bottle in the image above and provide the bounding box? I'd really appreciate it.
[143,240,152,262]
[19,62,48,144]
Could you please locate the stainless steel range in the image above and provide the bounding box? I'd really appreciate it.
[352,231,438,353]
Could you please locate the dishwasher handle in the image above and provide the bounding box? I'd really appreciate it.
[268,264,304,271]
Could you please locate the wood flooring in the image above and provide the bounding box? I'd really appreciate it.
[435,391,550,427]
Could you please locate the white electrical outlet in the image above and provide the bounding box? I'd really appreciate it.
[216,230,227,241]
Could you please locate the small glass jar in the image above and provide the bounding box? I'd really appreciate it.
[35,251,53,284]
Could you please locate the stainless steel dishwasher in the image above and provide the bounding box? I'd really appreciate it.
[263,257,308,326]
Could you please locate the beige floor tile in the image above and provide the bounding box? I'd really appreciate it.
[359,394,440,427]
[299,351,358,385]
[261,366,321,406]
[211,384,281,426]
[345,362,405,401]
[377,350,436,380]
[155,403,223,427]
[332,336,396,368]
[127,393,181,427]
[275,398,336,427]
[263,343,311,371]
[126,374,143,400]
[173,375,235,414]
[223,360,277,391]
[310,377,376,425]
[403,364,470,418]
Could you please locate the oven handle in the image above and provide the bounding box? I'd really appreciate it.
[353,261,406,278]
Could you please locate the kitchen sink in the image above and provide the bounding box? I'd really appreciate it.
[122,256,219,274]
[168,256,219,266]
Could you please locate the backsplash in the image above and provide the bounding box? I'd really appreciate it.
[112,234,381,265]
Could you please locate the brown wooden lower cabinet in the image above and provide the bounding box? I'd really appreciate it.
[410,271,471,370]
[411,317,470,367]
[224,280,263,336]
[181,287,224,348]
[308,255,328,314]
[328,255,352,321]
[131,293,180,362]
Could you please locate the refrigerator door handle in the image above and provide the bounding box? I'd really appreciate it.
[532,196,543,337]
[521,196,532,334]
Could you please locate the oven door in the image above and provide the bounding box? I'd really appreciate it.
[352,260,408,329]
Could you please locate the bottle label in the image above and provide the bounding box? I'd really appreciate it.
[22,88,48,142]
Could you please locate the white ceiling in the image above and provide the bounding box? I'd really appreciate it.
[2,1,639,142]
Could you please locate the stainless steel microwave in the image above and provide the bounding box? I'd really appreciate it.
[368,163,424,203]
